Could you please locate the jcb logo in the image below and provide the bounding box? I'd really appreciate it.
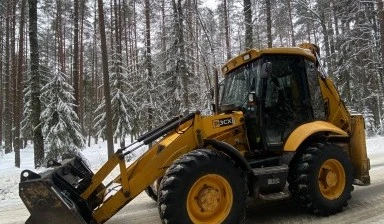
[213,117,234,128]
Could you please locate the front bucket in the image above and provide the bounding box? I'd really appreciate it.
[19,157,99,224]
[20,179,87,224]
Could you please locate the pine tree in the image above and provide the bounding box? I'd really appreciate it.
[29,0,45,167]
[15,0,27,167]
[97,0,114,158]
[40,71,85,160]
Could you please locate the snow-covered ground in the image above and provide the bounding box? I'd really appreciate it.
[0,136,383,210]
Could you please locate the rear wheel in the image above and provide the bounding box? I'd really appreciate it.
[158,149,247,224]
[288,143,354,216]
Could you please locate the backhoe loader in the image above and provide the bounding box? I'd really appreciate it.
[19,43,370,224]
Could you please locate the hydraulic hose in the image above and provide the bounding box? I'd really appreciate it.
[137,115,182,142]
[142,113,195,145]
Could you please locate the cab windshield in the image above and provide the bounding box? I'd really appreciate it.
[221,59,261,108]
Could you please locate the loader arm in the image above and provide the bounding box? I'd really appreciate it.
[85,117,199,222]
[23,111,242,224]
[86,112,246,223]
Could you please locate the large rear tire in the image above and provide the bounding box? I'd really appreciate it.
[288,143,354,216]
[158,149,247,224]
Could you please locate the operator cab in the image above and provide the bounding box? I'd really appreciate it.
[220,49,325,153]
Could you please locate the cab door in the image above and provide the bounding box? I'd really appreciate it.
[261,55,313,150]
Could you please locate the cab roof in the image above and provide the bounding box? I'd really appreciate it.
[221,45,317,75]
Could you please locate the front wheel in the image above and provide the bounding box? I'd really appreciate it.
[288,143,354,216]
[158,149,247,224]
[145,179,161,202]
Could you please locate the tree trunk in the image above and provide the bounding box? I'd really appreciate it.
[224,0,231,60]
[133,1,138,77]
[73,0,80,116]
[11,0,17,153]
[161,0,167,72]
[266,0,272,48]
[178,0,189,113]
[375,0,384,132]
[317,2,333,77]
[0,16,3,150]
[15,0,27,168]
[244,0,253,50]
[29,0,44,167]
[57,0,65,74]
[172,0,189,113]
[144,0,153,131]
[378,0,384,91]
[79,0,85,134]
[97,0,114,158]
[88,0,98,147]
[287,0,295,46]
[4,0,12,154]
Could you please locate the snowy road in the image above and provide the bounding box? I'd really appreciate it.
[1,153,383,224]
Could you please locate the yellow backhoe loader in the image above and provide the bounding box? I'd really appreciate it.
[19,43,370,224]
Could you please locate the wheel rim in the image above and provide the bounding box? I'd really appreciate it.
[187,174,233,224]
[318,159,346,200]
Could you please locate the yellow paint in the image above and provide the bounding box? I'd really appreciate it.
[318,77,351,132]
[88,112,246,223]
[349,115,370,185]
[318,159,346,200]
[222,45,316,75]
[78,43,371,224]
[187,174,233,224]
[284,121,348,151]
[81,154,120,200]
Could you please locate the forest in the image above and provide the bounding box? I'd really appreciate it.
[0,0,384,167]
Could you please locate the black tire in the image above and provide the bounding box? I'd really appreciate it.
[288,142,354,216]
[158,149,247,224]
[145,178,161,202]
[145,185,158,202]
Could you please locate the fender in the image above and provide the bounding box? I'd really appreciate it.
[204,139,252,172]
[284,121,348,151]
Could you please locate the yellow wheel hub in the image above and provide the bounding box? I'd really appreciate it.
[187,174,233,224]
[318,159,346,200]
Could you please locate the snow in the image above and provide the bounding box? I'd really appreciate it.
[0,136,383,210]
[202,0,218,10]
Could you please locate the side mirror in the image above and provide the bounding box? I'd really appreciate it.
[261,62,272,78]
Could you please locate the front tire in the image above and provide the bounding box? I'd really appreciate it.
[158,149,247,224]
[145,180,160,202]
[288,143,354,216]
